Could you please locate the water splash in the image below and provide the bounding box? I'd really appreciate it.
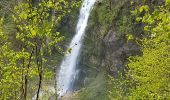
[57,0,96,96]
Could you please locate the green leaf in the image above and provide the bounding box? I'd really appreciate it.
[19,12,27,19]
[30,29,36,37]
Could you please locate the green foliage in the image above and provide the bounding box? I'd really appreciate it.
[0,0,81,99]
[109,0,170,99]
[108,75,129,100]
[126,34,134,41]
[127,33,170,99]
[127,2,170,98]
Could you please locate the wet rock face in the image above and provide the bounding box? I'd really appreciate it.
[79,27,140,79]
[103,30,125,52]
[101,29,140,77]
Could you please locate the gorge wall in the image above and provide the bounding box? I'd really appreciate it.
[60,0,144,100]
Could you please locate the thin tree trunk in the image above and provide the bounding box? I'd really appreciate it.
[36,42,42,100]
[36,64,42,100]
[109,0,112,10]
[21,59,25,100]
[24,48,34,100]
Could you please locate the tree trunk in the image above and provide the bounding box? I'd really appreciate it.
[109,0,112,10]
[24,48,34,100]
[36,42,43,100]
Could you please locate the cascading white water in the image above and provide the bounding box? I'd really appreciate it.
[57,0,96,96]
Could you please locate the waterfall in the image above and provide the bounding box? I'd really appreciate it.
[57,0,96,96]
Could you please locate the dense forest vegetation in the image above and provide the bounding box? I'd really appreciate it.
[0,0,169,100]
[109,0,170,99]
[0,0,81,99]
